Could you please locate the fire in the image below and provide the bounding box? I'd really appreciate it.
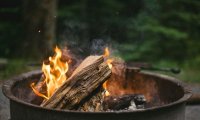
[106,59,113,69]
[103,47,113,69]
[103,47,113,96]
[103,47,110,58]
[31,46,69,99]
[103,81,110,96]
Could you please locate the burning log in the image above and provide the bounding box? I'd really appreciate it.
[29,48,76,102]
[103,94,146,111]
[77,87,104,112]
[41,55,112,110]
[28,75,47,104]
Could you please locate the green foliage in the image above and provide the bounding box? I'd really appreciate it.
[0,22,23,57]
[0,5,23,58]
[1,0,200,82]
[0,7,19,13]
[115,0,200,63]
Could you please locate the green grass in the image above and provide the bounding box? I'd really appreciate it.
[154,60,200,83]
[0,59,200,83]
[0,59,39,80]
[151,68,200,83]
[176,67,200,83]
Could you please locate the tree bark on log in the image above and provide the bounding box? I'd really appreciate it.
[77,87,105,112]
[41,55,111,110]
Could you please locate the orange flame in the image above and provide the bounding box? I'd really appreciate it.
[106,59,113,69]
[31,46,69,99]
[103,47,110,58]
[31,83,49,99]
[103,47,113,69]
[103,47,113,96]
[103,81,110,96]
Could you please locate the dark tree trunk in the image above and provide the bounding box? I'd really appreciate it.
[22,0,57,59]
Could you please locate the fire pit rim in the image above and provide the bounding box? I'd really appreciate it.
[2,70,191,114]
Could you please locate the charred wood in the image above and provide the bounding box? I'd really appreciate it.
[41,56,111,110]
[103,94,146,110]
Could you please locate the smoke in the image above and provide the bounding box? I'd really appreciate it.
[90,38,109,55]
[89,38,120,57]
[57,20,121,59]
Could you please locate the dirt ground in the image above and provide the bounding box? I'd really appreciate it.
[0,82,200,120]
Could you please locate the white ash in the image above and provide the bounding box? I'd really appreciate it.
[128,100,137,111]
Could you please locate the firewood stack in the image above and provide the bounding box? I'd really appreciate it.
[31,54,146,111]
[41,55,111,109]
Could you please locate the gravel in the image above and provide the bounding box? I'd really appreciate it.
[0,82,10,120]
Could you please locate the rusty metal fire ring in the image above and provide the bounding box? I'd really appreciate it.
[3,70,192,120]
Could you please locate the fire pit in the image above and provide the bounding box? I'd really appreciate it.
[3,68,191,120]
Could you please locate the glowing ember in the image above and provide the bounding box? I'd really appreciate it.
[31,46,69,99]
[103,47,113,96]
[103,81,110,96]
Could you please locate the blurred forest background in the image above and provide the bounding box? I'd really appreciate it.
[0,0,200,82]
